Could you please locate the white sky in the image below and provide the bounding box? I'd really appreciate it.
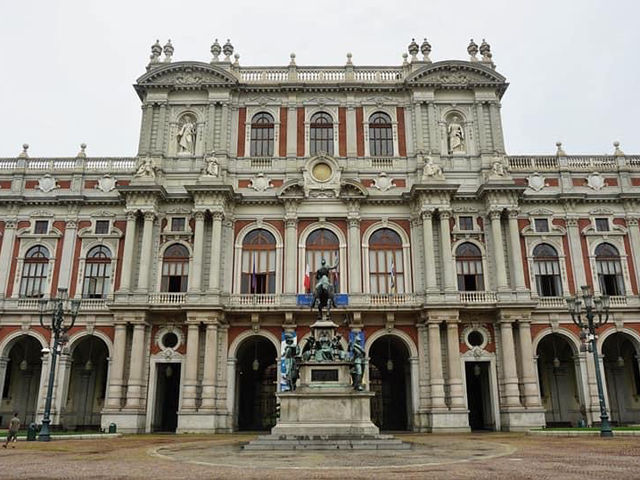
[1,0,638,157]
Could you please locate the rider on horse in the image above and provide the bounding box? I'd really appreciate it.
[311,258,337,318]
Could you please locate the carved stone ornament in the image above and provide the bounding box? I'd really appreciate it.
[487,159,510,179]
[201,153,220,177]
[96,174,117,193]
[372,172,396,192]
[249,173,273,192]
[587,172,607,191]
[422,156,445,181]
[302,155,341,198]
[37,174,59,193]
[134,157,157,178]
[526,173,546,192]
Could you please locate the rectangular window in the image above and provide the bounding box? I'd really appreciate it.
[171,217,186,232]
[458,216,473,231]
[95,220,110,235]
[595,218,609,232]
[534,219,549,233]
[34,220,49,234]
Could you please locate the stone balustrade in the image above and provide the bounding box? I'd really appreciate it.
[458,291,497,304]
[0,157,136,172]
[508,155,640,172]
[148,292,186,305]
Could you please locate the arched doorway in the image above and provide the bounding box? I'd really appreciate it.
[235,336,278,431]
[369,335,411,431]
[536,333,581,426]
[602,333,640,425]
[66,336,109,430]
[1,336,43,426]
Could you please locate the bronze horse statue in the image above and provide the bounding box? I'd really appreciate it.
[311,259,337,319]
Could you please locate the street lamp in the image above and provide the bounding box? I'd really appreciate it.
[37,288,80,441]
[566,285,613,437]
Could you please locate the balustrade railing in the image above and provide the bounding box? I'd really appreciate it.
[250,158,273,169]
[609,295,627,307]
[229,294,277,305]
[148,292,186,305]
[458,291,497,304]
[537,296,566,308]
[0,157,136,172]
[367,293,418,306]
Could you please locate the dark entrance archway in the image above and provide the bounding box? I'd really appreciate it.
[152,363,181,432]
[1,336,43,427]
[602,333,640,425]
[465,361,492,430]
[536,333,580,427]
[66,336,109,430]
[235,336,278,431]
[369,335,410,431]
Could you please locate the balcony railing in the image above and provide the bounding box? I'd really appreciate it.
[79,298,108,310]
[536,296,566,308]
[148,292,186,305]
[458,291,497,304]
[229,294,278,306]
[16,298,40,309]
[609,295,627,307]
[367,293,419,306]
[0,157,136,172]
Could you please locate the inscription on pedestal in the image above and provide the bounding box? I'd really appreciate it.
[311,368,339,382]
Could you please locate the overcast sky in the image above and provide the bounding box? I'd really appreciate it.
[1,0,638,157]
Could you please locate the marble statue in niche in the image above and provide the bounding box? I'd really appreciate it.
[177,115,196,155]
[447,116,465,154]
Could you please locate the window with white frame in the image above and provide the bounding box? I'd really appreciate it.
[241,229,276,294]
[161,244,189,293]
[19,245,50,297]
[456,242,484,291]
[595,243,625,296]
[250,112,275,157]
[533,243,562,297]
[368,112,393,157]
[82,245,112,298]
[306,229,340,293]
[310,112,334,155]
[368,228,404,294]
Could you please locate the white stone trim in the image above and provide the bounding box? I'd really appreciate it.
[232,222,284,294]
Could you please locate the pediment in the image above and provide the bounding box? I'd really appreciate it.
[406,61,507,91]
[136,62,239,89]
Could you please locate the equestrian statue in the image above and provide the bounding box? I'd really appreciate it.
[311,258,337,319]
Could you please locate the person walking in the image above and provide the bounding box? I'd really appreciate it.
[3,413,20,448]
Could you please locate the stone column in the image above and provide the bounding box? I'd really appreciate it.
[106,323,128,409]
[625,217,640,290]
[439,211,456,292]
[284,211,298,294]
[446,318,466,408]
[218,102,229,154]
[125,323,147,409]
[422,211,438,292]
[189,211,205,293]
[428,320,446,408]
[200,322,219,410]
[208,211,223,292]
[118,212,137,292]
[181,322,200,410]
[0,357,8,403]
[0,220,17,298]
[518,319,542,407]
[490,210,509,291]
[499,318,521,407]
[416,323,430,410]
[507,210,527,291]
[348,214,362,294]
[566,218,587,290]
[136,212,155,291]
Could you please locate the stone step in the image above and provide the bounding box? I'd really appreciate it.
[243,435,412,451]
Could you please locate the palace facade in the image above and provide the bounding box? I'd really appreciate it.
[1,38,640,433]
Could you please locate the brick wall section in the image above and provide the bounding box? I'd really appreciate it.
[114,220,126,291]
[396,106,406,157]
[68,221,90,297]
[519,219,531,289]
[49,221,66,295]
[614,218,638,294]
[578,218,594,288]
[279,106,287,157]
[297,107,305,157]
[338,107,347,157]
[356,107,364,157]
[237,107,246,157]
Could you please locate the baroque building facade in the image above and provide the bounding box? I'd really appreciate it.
[1,38,640,433]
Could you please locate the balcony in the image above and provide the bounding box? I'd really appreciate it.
[148,292,186,305]
[366,293,420,306]
[536,296,566,308]
[508,154,640,173]
[0,157,136,172]
[229,294,278,306]
[458,291,497,304]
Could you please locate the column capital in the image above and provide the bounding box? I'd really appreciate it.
[421,209,434,221]
[566,217,579,228]
[508,209,520,219]
[285,217,298,228]
[438,210,452,220]
[143,211,156,222]
[193,210,206,221]
[4,219,17,229]
[125,210,137,221]
[211,210,224,221]
[488,209,502,221]
[626,216,639,227]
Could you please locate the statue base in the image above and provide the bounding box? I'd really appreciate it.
[244,362,410,450]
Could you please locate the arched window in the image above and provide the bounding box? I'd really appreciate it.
[369,112,393,157]
[306,229,340,293]
[82,246,112,299]
[241,229,276,294]
[456,243,483,291]
[595,243,625,296]
[161,244,189,293]
[310,112,334,155]
[533,244,562,297]
[250,112,275,157]
[19,246,50,298]
[368,229,404,294]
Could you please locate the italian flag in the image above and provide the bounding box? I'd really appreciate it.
[303,263,311,293]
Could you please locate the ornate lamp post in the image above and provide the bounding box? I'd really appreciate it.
[566,285,613,437]
[37,288,80,441]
